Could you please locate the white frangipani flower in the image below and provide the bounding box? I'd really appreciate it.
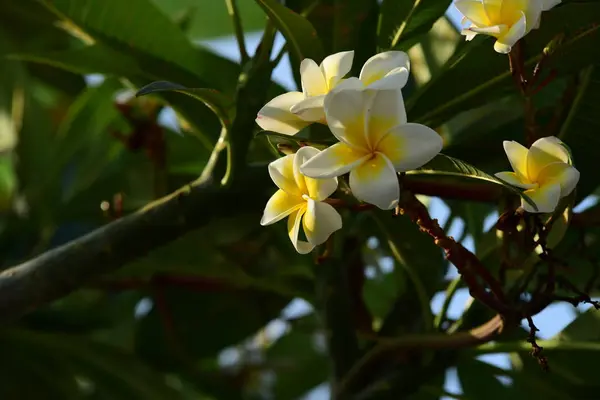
[260,146,342,254]
[256,51,355,136]
[300,84,443,210]
[495,136,579,213]
[255,50,411,136]
[455,0,560,54]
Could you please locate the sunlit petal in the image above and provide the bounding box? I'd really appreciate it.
[300,142,370,179]
[360,51,410,88]
[303,199,343,246]
[323,87,373,149]
[256,92,310,135]
[349,153,399,210]
[300,59,328,97]
[455,0,491,26]
[366,89,407,148]
[268,154,301,196]
[538,162,580,198]
[293,146,338,201]
[377,123,443,171]
[366,67,410,91]
[290,95,326,122]
[495,171,537,190]
[494,13,526,53]
[527,136,571,182]
[288,206,314,254]
[320,50,354,89]
[522,183,561,213]
[503,140,529,181]
[468,24,505,37]
[260,189,304,226]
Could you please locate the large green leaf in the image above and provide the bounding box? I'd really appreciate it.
[407,3,600,127]
[152,0,266,39]
[558,66,600,201]
[253,0,324,64]
[457,358,516,400]
[378,0,452,50]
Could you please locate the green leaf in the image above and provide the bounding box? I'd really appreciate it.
[558,66,600,201]
[407,3,600,127]
[409,154,538,211]
[253,0,324,64]
[137,81,234,127]
[378,0,452,50]
[457,358,514,400]
[267,327,329,399]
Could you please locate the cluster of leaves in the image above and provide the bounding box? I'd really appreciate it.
[2,0,600,399]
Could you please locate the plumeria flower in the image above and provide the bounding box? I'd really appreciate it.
[455,0,560,54]
[260,146,342,254]
[255,50,411,136]
[300,84,443,210]
[495,136,579,213]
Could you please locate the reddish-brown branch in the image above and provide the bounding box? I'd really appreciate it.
[398,191,510,314]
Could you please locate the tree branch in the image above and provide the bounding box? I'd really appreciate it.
[0,169,270,324]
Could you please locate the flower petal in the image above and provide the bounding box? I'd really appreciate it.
[320,50,354,89]
[303,199,342,246]
[538,162,580,197]
[366,88,407,148]
[349,153,399,210]
[290,95,326,122]
[300,142,370,179]
[522,183,561,213]
[376,123,443,171]
[323,86,372,149]
[256,92,310,135]
[360,51,410,88]
[366,67,410,91]
[455,0,491,26]
[260,189,304,226]
[495,171,537,189]
[294,146,338,200]
[503,140,529,181]
[494,13,526,54]
[527,136,571,182]
[288,206,314,254]
[300,58,328,97]
[268,154,301,196]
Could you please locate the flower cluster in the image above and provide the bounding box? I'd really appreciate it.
[258,51,443,253]
[455,0,561,53]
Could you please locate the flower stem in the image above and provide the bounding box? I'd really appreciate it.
[224,0,249,63]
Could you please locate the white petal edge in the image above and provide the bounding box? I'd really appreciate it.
[494,14,526,54]
[290,95,326,122]
[494,171,537,190]
[260,189,304,226]
[522,183,561,213]
[256,91,310,135]
[503,140,529,181]
[377,123,443,171]
[538,162,580,198]
[320,50,354,89]
[349,153,399,210]
[300,142,370,179]
[303,199,343,246]
[294,146,338,201]
[359,51,410,88]
[288,207,314,254]
[300,58,328,97]
[268,153,301,196]
[366,67,410,91]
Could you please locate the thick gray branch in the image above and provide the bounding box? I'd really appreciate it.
[0,170,270,324]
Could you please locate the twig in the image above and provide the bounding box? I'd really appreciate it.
[225,0,249,63]
[336,314,505,397]
[398,191,509,314]
[526,316,549,371]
